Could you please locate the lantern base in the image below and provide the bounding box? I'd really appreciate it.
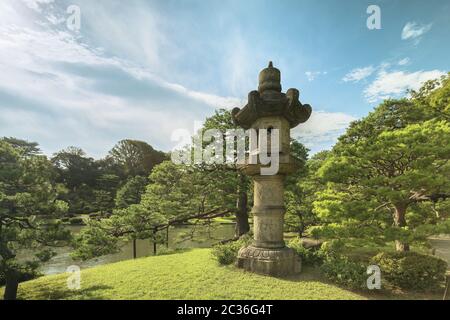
[236,245,301,277]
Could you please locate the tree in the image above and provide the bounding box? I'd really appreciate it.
[93,173,121,214]
[202,109,250,237]
[140,161,236,222]
[0,137,40,156]
[51,147,100,190]
[73,161,234,260]
[285,149,328,236]
[51,147,100,214]
[108,139,167,177]
[115,176,148,209]
[0,141,70,300]
[313,76,450,251]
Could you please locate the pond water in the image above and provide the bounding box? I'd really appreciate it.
[429,237,450,270]
[34,223,235,275]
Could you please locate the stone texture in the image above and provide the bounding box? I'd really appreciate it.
[235,62,312,277]
[231,62,312,130]
[237,246,302,277]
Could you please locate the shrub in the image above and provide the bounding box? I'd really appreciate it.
[317,239,346,259]
[69,217,84,225]
[155,247,187,256]
[88,212,102,221]
[212,235,252,265]
[287,237,322,266]
[320,256,368,290]
[372,251,447,290]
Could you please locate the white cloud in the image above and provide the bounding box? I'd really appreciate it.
[292,111,357,154]
[342,66,375,82]
[21,0,54,12]
[398,57,410,66]
[0,0,357,158]
[0,4,243,157]
[364,69,445,103]
[401,22,432,41]
[161,81,243,109]
[305,71,327,82]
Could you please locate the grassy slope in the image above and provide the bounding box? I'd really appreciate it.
[3,249,366,300]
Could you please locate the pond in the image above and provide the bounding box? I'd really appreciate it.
[429,236,450,270]
[33,223,236,275]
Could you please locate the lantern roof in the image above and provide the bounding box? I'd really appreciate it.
[232,62,312,129]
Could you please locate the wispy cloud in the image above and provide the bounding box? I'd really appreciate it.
[305,71,327,82]
[293,111,357,154]
[0,2,242,157]
[401,22,432,43]
[342,66,375,82]
[0,0,354,157]
[398,57,410,66]
[364,69,445,103]
[21,0,54,12]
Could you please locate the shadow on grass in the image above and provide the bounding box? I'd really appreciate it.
[153,247,193,257]
[22,284,113,300]
[357,285,445,300]
[230,265,446,300]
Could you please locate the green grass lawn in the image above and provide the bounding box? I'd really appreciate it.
[1,249,367,300]
[2,248,444,300]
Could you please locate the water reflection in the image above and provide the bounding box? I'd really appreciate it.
[38,223,235,275]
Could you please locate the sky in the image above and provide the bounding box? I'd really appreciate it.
[0,0,449,158]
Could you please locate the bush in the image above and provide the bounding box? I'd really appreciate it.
[88,212,102,221]
[212,235,252,265]
[69,217,84,225]
[372,251,447,290]
[317,239,346,259]
[287,238,322,266]
[155,247,187,256]
[320,256,368,290]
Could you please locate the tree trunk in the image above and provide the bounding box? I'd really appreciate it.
[297,211,305,238]
[153,227,157,255]
[235,174,250,237]
[4,273,19,300]
[393,203,410,252]
[166,226,169,248]
[132,239,137,259]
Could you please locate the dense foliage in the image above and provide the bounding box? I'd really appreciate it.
[372,251,447,290]
[287,237,323,266]
[0,140,71,299]
[52,140,167,215]
[211,235,252,265]
[320,256,368,290]
[312,74,450,251]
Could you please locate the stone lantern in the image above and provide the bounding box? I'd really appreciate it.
[232,62,312,276]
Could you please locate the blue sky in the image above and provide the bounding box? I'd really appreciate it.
[0,0,449,157]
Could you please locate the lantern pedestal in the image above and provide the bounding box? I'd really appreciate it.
[237,246,301,276]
